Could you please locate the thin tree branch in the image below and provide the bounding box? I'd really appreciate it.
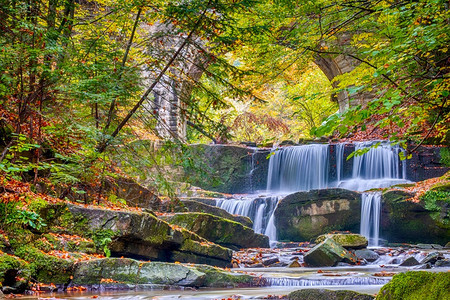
[96,0,213,153]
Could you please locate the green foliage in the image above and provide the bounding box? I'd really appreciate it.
[376,271,450,300]
[0,134,41,180]
[421,190,450,225]
[0,201,46,231]
[440,148,450,167]
[91,229,115,258]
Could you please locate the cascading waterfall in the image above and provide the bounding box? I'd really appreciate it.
[216,196,280,242]
[267,144,330,192]
[360,192,382,247]
[217,141,409,246]
[335,143,345,182]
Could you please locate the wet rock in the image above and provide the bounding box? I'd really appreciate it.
[275,189,361,241]
[417,263,432,269]
[399,256,420,266]
[161,212,269,250]
[445,242,450,248]
[262,257,279,266]
[270,262,288,267]
[381,190,450,245]
[377,271,450,299]
[169,199,253,228]
[420,252,443,264]
[247,263,264,268]
[60,204,232,267]
[435,259,450,267]
[389,258,401,264]
[288,260,302,268]
[354,249,379,262]
[316,233,368,249]
[288,289,374,300]
[303,238,357,267]
[72,258,253,288]
[416,243,443,249]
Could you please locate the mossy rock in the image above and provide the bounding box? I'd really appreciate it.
[66,204,232,267]
[303,238,357,267]
[72,258,252,287]
[195,265,253,288]
[162,212,268,250]
[13,246,74,284]
[274,189,361,241]
[381,190,450,245]
[289,289,374,300]
[376,271,450,300]
[0,253,31,286]
[173,199,253,228]
[316,234,368,249]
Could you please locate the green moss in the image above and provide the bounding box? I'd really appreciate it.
[14,246,74,284]
[0,253,31,283]
[420,190,450,226]
[376,271,450,300]
[440,148,450,167]
[195,265,253,288]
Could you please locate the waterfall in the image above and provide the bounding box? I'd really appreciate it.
[335,143,345,183]
[265,141,408,193]
[352,142,405,179]
[267,144,330,192]
[360,192,382,247]
[216,196,280,243]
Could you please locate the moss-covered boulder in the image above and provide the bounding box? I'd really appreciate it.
[303,238,357,267]
[169,199,253,228]
[376,271,450,300]
[12,246,74,284]
[316,234,368,249]
[0,252,31,288]
[72,258,253,288]
[161,212,269,250]
[103,176,161,210]
[289,289,374,300]
[274,189,361,241]
[41,203,232,267]
[162,198,253,228]
[381,190,450,245]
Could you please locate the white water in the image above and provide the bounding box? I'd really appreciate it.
[360,192,382,247]
[267,144,329,192]
[218,141,410,247]
[265,276,390,287]
[267,141,409,193]
[216,195,281,243]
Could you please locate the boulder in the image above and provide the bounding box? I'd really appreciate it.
[377,271,450,300]
[164,199,253,228]
[161,212,269,250]
[399,256,420,267]
[316,233,368,249]
[103,176,161,210]
[435,259,450,267]
[72,258,254,288]
[381,190,450,245]
[303,238,357,267]
[288,289,374,300]
[274,189,361,241]
[43,204,232,267]
[354,249,379,262]
[420,252,443,264]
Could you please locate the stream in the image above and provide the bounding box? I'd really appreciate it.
[32,142,449,299]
